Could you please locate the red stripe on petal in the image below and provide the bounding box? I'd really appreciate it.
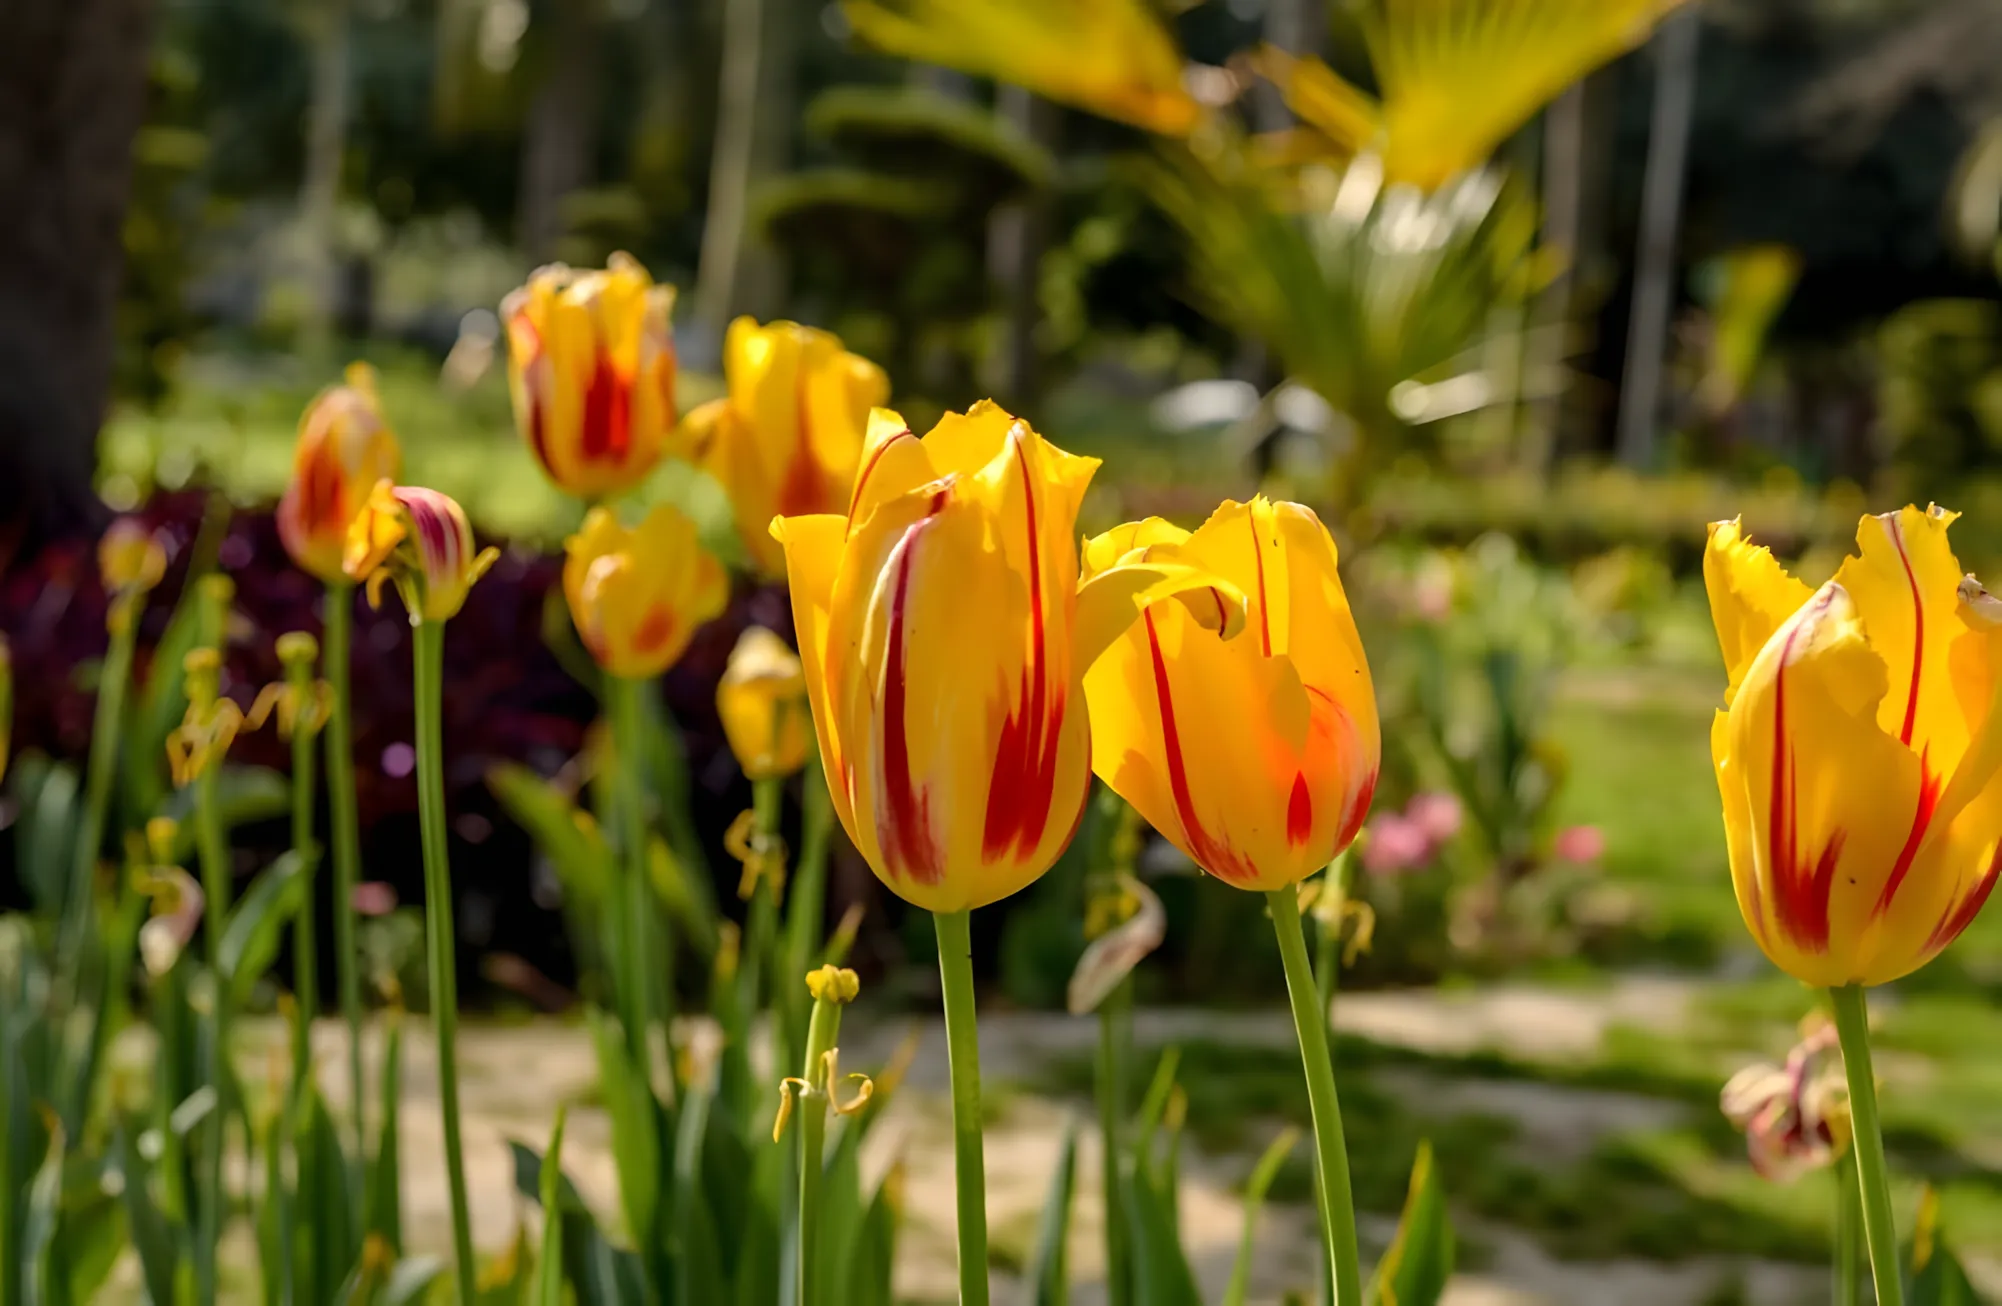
[1873,750,1942,919]
[1767,596,1843,951]
[1885,512,1925,746]
[1286,772,1313,847]
[876,496,948,884]
[983,434,1063,862]
[1926,844,2002,953]
[847,424,914,526]
[1247,508,1273,657]
[632,605,675,657]
[1146,608,1257,884]
[581,354,633,463]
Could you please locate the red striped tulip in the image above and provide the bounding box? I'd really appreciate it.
[771,402,1246,912]
[502,253,679,501]
[683,317,889,579]
[277,363,402,584]
[1079,498,1380,892]
[344,482,499,625]
[562,504,727,680]
[1707,507,2002,986]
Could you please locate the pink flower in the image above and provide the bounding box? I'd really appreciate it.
[1552,824,1605,865]
[352,882,399,917]
[1406,791,1463,845]
[1362,813,1432,875]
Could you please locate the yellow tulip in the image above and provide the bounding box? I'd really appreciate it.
[562,504,727,680]
[682,317,890,579]
[344,482,499,625]
[502,253,679,501]
[277,363,403,583]
[771,402,1248,912]
[1259,0,1687,190]
[99,517,168,596]
[1080,498,1380,893]
[717,626,813,781]
[1707,507,2002,987]
[841,0,1198,136]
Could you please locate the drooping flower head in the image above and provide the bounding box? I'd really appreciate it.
[1080,498,1380,893]
[344,482,499,626]
[562,504,727,681]
[683,317,890,578]
[277,363,402,583]
[771,402,1247,913]
[1720,1016,1849,1182]
[1707,507,2002,987]
[717,626,813,781]
[502,253,679,501]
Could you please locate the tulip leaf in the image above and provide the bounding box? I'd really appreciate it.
[1225,1127,1301,1306]
[510,1139,644,1306]
[112,1125,179,1306]
[1120,1152,1201,1306]
[382,1256,445,1306]
[219,851,307,1010]
[1029,1121,1079,1306]
[1908,1186,1981,1306]
[1365,1141,1455,1306]
[363,1010,404,1254]
[586,1008,661,1255]
[532,1108,568,1306]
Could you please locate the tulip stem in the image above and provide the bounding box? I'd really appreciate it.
[782,760,833,1070]
[1834,1150,1862,1306]
[604,674,657,1078]
[796,987,843,1306]
[290,684,320,1082]
[934,908,990,1306]
[413,619,477,1303]
[1269,887,1362,1306]
[1829,984,1903,1306]
[1096,975,1133,1306]
[323,583,369,1178]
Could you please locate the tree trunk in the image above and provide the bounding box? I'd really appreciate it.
[517,0,601,265]
[0,0,155,562]
[1616,9,1701,469]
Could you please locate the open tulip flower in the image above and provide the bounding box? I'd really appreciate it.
[771,401,1247,915]
[1707,507,2002,988]
[344,481,499,625]
[563,503,727,680]
[502,252,679,501]
[683,316,889,579]
[277,362,402,583]
[1082,498,1380,893]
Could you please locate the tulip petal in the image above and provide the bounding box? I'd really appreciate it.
[1831,505,1970,762]
[847,408,937,532]
[1706,518,1814,707]
[1073,540,1248,674]
[1719,582,1920,985]
[773,512,861,842]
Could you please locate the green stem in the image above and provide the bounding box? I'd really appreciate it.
[605,676,657,1075]
[1313,855,1350,1306]
[782,762,832,1071]
[63,605,137,983]
[1096,976,1132,1306]
[1269,887,1362,1306]
[934,908,989,1306]
[1829,985,1903,1306]
[194,757,231,1303]
[413,620,477,1303]
[796,992,844,1306]
[291,708,320,1081]
[1835,1149,1862,1306]
[323,584,368,1170]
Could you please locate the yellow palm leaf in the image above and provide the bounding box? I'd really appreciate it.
[841,0,1199,135]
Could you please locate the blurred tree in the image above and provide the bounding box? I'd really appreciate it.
[296,0,354,349]
[517,0,602,262]
[0,0,156,560]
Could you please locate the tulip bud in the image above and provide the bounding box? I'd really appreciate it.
[717,627,811,781]
[278,363,402,584]
[683,317,889,579]
[561,504,727,680]
[502,253,679,501]
[344,481,499,625]
[804,964,860,1005]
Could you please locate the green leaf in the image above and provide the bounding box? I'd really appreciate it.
[586,1008,660,1253]
[1120,1152,1201,1306]
[22,1121,64,1306]
[220,852,308,1009]
[112,1127,179,1306]
[1365,1141,1454,1306]
[510,1140,645,1305]
[486,763,615,978]
[14,757,81,916]
[300,1087,359,1306]
[1028,1122,1078,1306]
[158,766,291,853]
[382,1256,445,1306]
[668,1068,722,1305]
[1225,1128,1301,1306]
[533,1108,569,1306]
[363,1013,405,1254]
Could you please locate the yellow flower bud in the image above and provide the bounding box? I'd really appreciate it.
[343,481,499,625]
[717,627,811,781]
[562,504,727,680]
[99,517,168,597]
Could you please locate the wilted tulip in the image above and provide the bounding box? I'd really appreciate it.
[344,482,499,626]
[718,626,812,781]
[502,253,679,501]
[1720,1018,1848,1182]
[562,504,727,681]
[1080,498,1379,893]
[683,317,889,578]
[1707,508,2002,987]
[277,363,402,584]
[770,402,1245,913]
